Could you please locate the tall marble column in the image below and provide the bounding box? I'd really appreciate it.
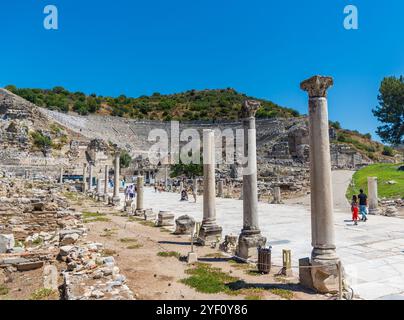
[88,162,94,190]
[165,166,169,189]
[82,163,88,192]
[237,100,266,260]
[218,180,224,198]
[368,177,380,214]
[301,75,340,293]
[135,176,144,215]
[198,130,222,245]
[96,176,102,199]
[112,151,121,205]
[104,165,109,196]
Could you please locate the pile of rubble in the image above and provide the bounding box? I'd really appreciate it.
[0,177,135,300]
[379,198,404,217]
[61,243,134,300]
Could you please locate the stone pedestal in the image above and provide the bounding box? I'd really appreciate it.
[198,130,222,245]
[143,209,156,221]
[300,75,341,293]
[112,152,121,205]
[368,177,380,215]
[157,211,175,227]
[187,252,198,264]
[175,215,196,235]
[272,187,282,204]
[135,176,145,215]
[237,101,266,260]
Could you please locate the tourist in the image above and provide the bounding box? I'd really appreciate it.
[358,189,368,222]
[128,184,135,200]
[351,195,359,225]
[180,189,188,201]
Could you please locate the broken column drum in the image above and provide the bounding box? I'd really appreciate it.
[367,177,380,214]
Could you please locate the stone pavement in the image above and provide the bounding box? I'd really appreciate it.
[135,187,404,300]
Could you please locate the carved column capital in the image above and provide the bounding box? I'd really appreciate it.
[300,75,333,98]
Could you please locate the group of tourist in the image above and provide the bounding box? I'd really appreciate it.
[351,189,369,225]
[124,184,136,201]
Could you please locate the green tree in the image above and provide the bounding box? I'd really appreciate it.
[170,159,203,178]
[373,76,404,145]
[120,150,132,168]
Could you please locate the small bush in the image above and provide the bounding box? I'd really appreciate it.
[382,146,394,157]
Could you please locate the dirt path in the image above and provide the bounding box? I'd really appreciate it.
[285,170,355,211]
[70,195,326,301]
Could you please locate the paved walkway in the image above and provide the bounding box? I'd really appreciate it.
[134,175,404,300]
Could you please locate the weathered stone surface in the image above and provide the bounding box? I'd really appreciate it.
[174,215,195,235]
[16,260,44,271]
[157,211,174,227]
[43,265,59,290]
[0,234,15,253]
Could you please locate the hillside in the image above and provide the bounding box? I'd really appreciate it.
[4,86,300,121]
[4,85,401,162]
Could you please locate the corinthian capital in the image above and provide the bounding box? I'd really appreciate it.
[300,75,333,98]
[241,100,261,119]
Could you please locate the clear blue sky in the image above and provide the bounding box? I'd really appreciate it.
[1,0,403,141]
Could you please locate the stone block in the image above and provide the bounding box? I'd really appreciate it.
[0,234,15,253]
[16,260,44,271]
[174,215,195,235]
[299,257,314,290]
[157,211,175,227]
[187,252,198,264]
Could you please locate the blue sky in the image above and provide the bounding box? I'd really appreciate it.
[1,0,403,141]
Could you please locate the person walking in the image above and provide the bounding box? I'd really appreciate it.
[358,189,368,222]
[351,195,359,225]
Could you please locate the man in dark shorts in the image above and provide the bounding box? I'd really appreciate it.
[358,189,368,222]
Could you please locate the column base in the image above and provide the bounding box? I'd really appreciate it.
[197,223,223,246]
[368,208,381,215]
[298,246,342,294]
[236,231,267,260]
[111,196,121,206]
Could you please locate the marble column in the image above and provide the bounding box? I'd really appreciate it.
[104,165,109,197]
[237,100,266,260]
[96,176,102,200]
[135,176,144,215]
[198,130,222,245]
[301,75,340,293]
[88,162,94,190]
[368,177,380,214]
[218,180,224,198]
[165,166,169,189]
[112,152,121,205]
[82,163,88,192]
